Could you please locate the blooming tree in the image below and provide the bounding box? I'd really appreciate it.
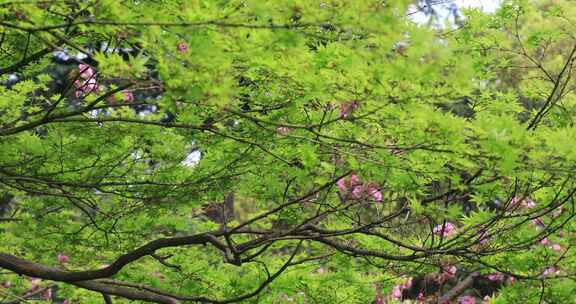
[0,0,575,303]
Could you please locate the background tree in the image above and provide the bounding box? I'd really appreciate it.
[0,0,575,303]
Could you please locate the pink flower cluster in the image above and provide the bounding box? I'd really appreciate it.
[485,272,504,282]
[485,272,516,285]
[339,101,359,119]
[459,295,476,304]
[433,222,457,237]
[509,196,536,210]
[439,265,458,283]
[539,238,563,252]
[542,266,560,277]
[58,253,69,264]
[177,42,189,53]
[532,217,546,229]
[43,288,52,301]
[551,243,563,252]
[387,268,518,303]
[337,174,382,202]
[276,126,292,136]
[391,278,412,300]
[417,292,425,302]
[74,64,99,98]
[29,278,41,290]
[79,63,94,79]
[552,208,563,218]
[512,198,568,249]
[123,90,135,102]
[15,276,71,303]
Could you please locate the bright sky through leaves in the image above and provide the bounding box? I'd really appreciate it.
[410,0,503,24]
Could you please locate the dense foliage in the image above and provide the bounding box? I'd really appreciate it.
[1,0,576,303]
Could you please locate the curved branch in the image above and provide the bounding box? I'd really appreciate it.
[0,231,225,282]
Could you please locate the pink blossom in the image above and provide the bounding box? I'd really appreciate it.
[389,278,413,300]
[83,78,99,92]
[367,184,383,202]
[337,175,384,202]
[459,295,476,304]
[433,222,456,237]
[510,196,522,207]
[276,126,291,136]
[349,174,360,185]
[402,278,413,289]
[43,288,52,301]
[337,175,361,194]
[63,300,71,304]
[439,265,457,283]
[542,267,559,277]
[58,253,69,264]
[351,185,364,199]
[507,276,516,284]
[337,178,348,193]
[177,42,189,53]
[372,190,382,202]
[348,183,380,201]
[486,272,504,282]
[553,208,563,218]
[78,64,94,79]
[551,243,563,252]
[446,265,458,276]
[339,104,351,119]
[540,238,551,246]
[532,218,545,228]
[510,196,536,209]
[522,199,536,209]
[417,292,425,301]
[391,285,403,299]
[123,90,135,102]
[339,101,359,119]
[29,278,41,290]
[74,78,99,98]
[1,281,11,288]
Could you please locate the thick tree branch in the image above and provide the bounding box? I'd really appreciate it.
[438,271,480,303]
[0,231,225,282]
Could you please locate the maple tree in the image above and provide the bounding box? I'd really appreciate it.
[1,0,576,303]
